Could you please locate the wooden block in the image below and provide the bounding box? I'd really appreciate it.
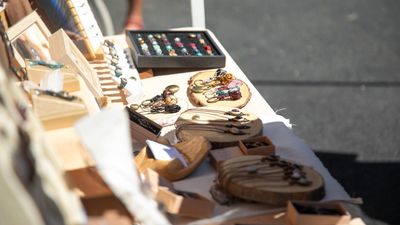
[209,146,244,170]
[138,68,153,79]
[239,135,275,156]
[143,169,214,218]
[287,201,351,225]
[157,188,214,218]
[31,92,88,130]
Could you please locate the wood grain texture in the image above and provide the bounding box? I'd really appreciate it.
[218,155,325,206]
[135,136,211,181]
[187,70,251,108]
[175,106,263,148]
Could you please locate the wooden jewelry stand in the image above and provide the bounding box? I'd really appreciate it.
[49,29,127,107]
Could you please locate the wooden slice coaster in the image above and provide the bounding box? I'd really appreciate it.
[175,106,263,148]
[217,155,325,206]
[187,70,251,108]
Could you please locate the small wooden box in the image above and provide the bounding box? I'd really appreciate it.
[239,135,275,156]
[209,146,244,170]
[157,189,214,218]
[144,169,214,218]
[287,201,351,225]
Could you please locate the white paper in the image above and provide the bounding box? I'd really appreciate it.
[146,140,188,168]
[75,108,170,225]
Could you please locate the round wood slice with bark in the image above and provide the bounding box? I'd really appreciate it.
[175,106,263,148]
[187,70,251,108]
[216,155,325,206]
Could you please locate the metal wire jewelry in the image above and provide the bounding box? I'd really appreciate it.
[176,124,249,135]
[129,85,181,114]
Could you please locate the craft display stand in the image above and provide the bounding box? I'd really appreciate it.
[49,29,127,107]
[216,155,325,206]
[175,106,263,148]
[187,70,252,108]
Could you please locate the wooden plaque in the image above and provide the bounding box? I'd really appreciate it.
[217,155,325,206]
[175,106,263,148]
[187,70,251,108]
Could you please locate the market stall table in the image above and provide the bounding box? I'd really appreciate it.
[104,29,364,224]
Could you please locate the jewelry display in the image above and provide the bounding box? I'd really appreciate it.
[129,85,181,114]
[33,89,78,101]
[175,106,263,148]
[176,124,249,135]
[28,59,64,69]
[211,155,325,206]
[100,38,143,102]
[126,30,225,68]
[187,69,251,108]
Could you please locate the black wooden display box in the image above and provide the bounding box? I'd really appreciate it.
[126,30,226,68]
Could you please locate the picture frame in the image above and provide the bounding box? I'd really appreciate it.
[6,11,52,68]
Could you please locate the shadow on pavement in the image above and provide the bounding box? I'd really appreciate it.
[315,151,400,225]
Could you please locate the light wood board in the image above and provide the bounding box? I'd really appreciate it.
[175,106,263,148]
[218,155,325,206]
[187,70,251,108]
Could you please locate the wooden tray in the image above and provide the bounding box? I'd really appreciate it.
[187,70,251,108]
[217,155,325,206]
[175,106,262,148]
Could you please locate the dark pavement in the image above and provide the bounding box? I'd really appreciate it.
[104,1,400,224]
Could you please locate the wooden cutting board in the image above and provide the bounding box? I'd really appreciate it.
[187,70,251,108]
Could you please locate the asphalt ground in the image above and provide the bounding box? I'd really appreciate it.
[104,1,400,224]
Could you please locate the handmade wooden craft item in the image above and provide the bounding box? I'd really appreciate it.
[49,29,127,107]
[212,155,325,206]
[135,136,211,181]
[95,39,143,102]
[187,68,251,108]
[31,89,88,130]
[25,59,80,92]
[175,106,263,148]
[144,169,215,218]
